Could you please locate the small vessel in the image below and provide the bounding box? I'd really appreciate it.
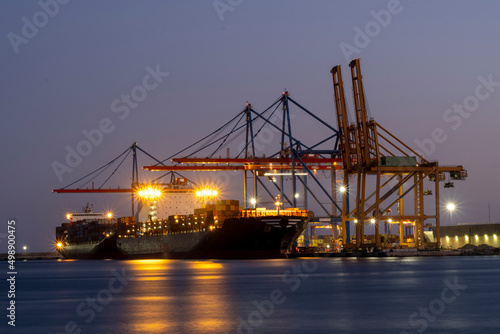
[55,204,127,259]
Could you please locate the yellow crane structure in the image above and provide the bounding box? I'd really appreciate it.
[331,59,467,249]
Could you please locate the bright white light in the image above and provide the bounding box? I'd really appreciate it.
[196,188,218,198]
[23,246,27,251]
[294,193,300,199]
[339,185,347,193]
[388,218,393,223]
[370,218,376,224]
[250,198,257,205]
[354,219,358,224]
[447,203,456,212]
[138,186,162,200]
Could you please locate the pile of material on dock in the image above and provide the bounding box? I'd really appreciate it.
[459,244,500,255]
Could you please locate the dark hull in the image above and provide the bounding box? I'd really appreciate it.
[60,216,308,260]
[57,234,127,260]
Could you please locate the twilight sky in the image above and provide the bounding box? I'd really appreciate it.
[2,0,500,251]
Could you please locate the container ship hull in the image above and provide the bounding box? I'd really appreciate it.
[57,216,308,260]
[57,234,128,260]
[118,216,308,259]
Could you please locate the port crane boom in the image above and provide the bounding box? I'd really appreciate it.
[331,59,467,248]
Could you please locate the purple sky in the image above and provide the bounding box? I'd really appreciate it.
[2,0,500,251]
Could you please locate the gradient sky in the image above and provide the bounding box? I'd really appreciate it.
[2,0,500,251]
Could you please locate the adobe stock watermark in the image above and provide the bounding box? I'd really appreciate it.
[208,109,297,195]
[399,277,467,334]
[213,0,244,22]
[414,74,500,158]
[231,260,318,334]
[339,0,409,61]
[48,267,130,334]
[51,64,169,182]
[7,0,70,55]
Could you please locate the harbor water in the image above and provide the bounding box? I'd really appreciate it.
[4,256,500,334]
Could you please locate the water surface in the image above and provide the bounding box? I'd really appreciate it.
[4,256,500,334]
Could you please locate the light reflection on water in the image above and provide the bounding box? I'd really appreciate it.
[13,257,500,334]
[125,259,233,333]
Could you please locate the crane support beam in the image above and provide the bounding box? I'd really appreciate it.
[144,165,338,171]
[171,157,342,164]
[53,189,133,193]
[52,188,194,193]
[331,65,353,171]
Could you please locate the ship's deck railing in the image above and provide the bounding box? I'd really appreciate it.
[240,208,309,218]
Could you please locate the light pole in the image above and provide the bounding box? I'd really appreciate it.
[447,203,456,225]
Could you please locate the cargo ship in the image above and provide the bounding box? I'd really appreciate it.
[55,204,127,259]
[56,201,309,259]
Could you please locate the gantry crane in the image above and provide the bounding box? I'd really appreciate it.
[331,59,467,248]
[143,92,344,219]
[53,142,197,220]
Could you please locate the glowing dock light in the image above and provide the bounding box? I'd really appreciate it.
[56,242,63,248]
[138,186,162,200]
[294,193,300,199]
[195,188,218,198]
[354,219,358,224]
[339,185,347,193]
[465,235,469,241]
[23,246,27,251]
[387,218,393,223]
[370,218,376,224]
[447,202,456,225]
[250,197,257,208]
[107,212,113,219]
[66,213,72,220]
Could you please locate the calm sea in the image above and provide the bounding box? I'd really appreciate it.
[3,256,500,334]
